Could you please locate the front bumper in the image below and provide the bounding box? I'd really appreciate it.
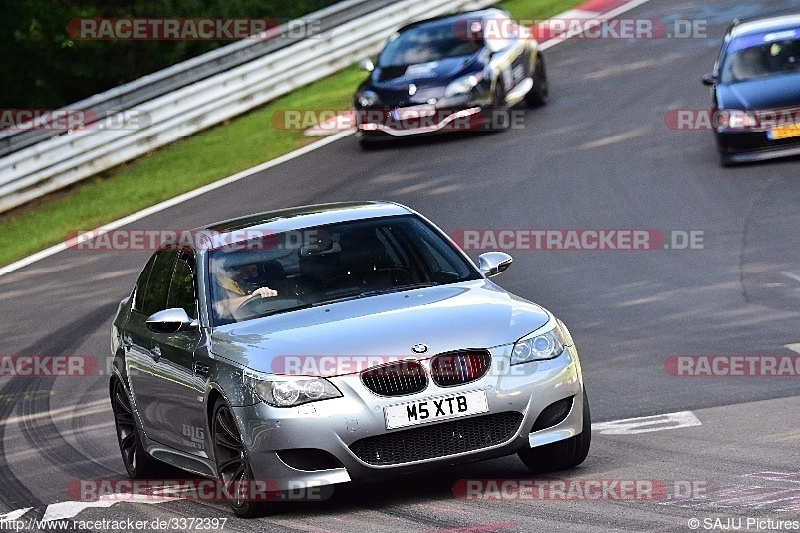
[356,107,484,138]
[715,129,800,163]
[232,344,586,490]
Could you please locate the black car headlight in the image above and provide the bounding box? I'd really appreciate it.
[357,90,382,108]
[243,370,342,407]
[511,319,573,364]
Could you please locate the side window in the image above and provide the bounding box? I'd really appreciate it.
[167,253,197,319]
[141,251,177,317]
[133,253,157,312]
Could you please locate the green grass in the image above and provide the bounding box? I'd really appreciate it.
[501,0,581,19]
[0,0,581,268]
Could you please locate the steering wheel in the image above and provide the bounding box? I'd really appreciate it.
[238,293,270,314]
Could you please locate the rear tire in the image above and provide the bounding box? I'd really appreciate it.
[518,388,591,473]
[112,379,160,479]
[212,398,279,518]
[525,54,549,107]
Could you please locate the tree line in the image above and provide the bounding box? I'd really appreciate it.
[1,0,340,109]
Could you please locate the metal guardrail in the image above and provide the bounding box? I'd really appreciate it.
[0,0,496,213]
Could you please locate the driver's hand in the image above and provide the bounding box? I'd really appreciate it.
[251,287,278,298]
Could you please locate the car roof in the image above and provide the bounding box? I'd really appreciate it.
[396,8,508,34]
[200,201,413,249]
[730,13,800,39]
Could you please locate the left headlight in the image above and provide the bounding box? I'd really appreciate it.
[444,73,483,97]
[511,319,573,365]
[357,90,382,108]
[243,370,343,407]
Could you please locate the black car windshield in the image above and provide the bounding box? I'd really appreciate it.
[378,23,481,67]
[721,29,800,83]
[207,215,481,326]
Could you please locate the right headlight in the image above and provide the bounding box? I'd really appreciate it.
[511,319,573,365]
[243,370,342,407]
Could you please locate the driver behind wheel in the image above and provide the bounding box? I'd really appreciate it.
[214,262,278,317]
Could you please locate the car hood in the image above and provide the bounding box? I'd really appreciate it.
[210,280,550,375]
[372,55,481,88]
[717,73,800,110]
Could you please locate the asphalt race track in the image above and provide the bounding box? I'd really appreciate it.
[1,0,799,531]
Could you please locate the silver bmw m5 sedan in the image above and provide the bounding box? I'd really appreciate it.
[110,201,590,517]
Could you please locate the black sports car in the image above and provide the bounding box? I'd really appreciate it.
[353,8,548,146]
[703,13,800,165]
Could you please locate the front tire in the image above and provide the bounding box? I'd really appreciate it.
[525,54,549,107]
[212,398,278,518]
[517,388,591,473]
[112,379,160,479]
[483,83,509,131]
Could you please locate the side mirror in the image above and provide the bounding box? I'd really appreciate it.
[478,252,513,277]
[702,73,717,86]
[358,58,375,72]
[146,308,197,334]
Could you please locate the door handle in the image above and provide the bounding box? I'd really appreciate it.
[150,345,161,362]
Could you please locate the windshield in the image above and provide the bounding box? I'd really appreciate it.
[378,23,482,67]
[721,29,800,83]
[207,215,480,326]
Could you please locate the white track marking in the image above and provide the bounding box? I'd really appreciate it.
[0,507,32,520]
[592,411,702,435]
[784,343,800,354]
[781,271,800,284]
[42,495,180,522]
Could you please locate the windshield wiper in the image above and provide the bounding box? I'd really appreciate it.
[311,282,441,307]
[359,282,440,297]
[256,303,315,317]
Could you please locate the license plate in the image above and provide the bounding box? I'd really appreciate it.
[384,389,489,430]
[392,106,436,121]
[767,126,800,140]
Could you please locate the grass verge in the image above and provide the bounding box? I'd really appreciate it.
[0,0,579,268]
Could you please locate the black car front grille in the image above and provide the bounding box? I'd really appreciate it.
[350,412,523,466]
[361,360,427,397]
[429,350,491,387]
